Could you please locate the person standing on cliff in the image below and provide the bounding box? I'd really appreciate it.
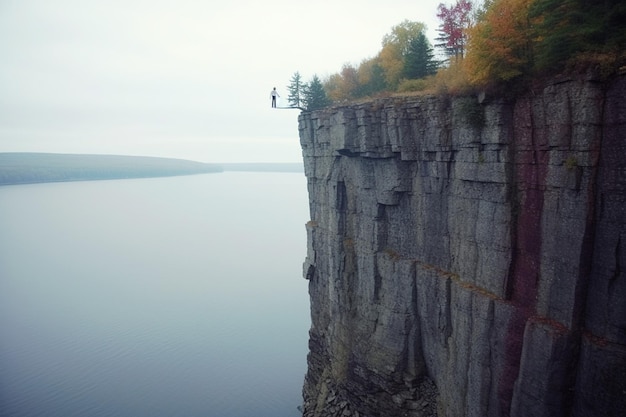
[270,87,280,108]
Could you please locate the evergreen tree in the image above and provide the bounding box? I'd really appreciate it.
[302,75,330,111]
[529,0,582,72]
[287,71,304,108]
[404,32,439,79]
[379,20,426,87]
[530,0,626,73]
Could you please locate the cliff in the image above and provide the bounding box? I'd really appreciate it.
[298,74,625,417]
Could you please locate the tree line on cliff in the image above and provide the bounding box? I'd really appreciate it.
[288,0,625,110]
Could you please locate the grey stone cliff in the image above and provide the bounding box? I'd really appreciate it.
[298,74,625,417]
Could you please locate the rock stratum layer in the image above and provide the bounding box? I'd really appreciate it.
[298,75,625,417]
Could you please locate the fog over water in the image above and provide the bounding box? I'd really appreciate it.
[0,172,310,417]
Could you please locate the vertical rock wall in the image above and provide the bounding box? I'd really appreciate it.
[298,75,625,417]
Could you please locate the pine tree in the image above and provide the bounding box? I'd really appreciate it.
[404,32,439,79]
[379,20,426,88]
[302,75,330,111]
[530,0,626,73]
[287,71,304,108]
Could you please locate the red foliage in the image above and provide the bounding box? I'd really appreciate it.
[437,0,473,59]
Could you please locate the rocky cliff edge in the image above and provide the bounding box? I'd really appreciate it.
[298,74,625,417]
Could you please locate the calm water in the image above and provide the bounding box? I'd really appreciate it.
[0,172,311,417]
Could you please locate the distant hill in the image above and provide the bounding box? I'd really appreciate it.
[0,153,223,186]
[221,162,304,173]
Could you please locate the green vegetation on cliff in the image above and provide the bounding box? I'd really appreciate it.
[466,0,626,88]
[291,0,625,106]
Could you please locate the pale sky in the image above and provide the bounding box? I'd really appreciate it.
[0,0,444,163]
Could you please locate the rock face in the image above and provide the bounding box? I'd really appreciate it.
[298,75,625,417]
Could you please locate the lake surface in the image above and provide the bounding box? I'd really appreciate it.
[0,172,311,417]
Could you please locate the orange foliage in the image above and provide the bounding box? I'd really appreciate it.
[325,73,344,102]
[465,0,535,87]
[378,43,404,88]
[325,64,360,102]
[379,20,425,88]
[357,57,377,87]
[432,60,472,95]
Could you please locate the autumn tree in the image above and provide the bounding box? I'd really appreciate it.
[465,0,626,88]
[404,32,439,79]
[325,57,388,102]
[324,73,344,102]
[329,64,360,101]
[474,0,495,21]
[324,65,355,102]
[464,0,535,86]
[436,0,473,60]
[357,57,387,97]
[378,20,426,87]
[322,20,427,100]
[287,71,304,108]
[302,75,330,111]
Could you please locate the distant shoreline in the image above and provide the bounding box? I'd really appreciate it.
[0,153,303,186]
[220,162,304,173]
